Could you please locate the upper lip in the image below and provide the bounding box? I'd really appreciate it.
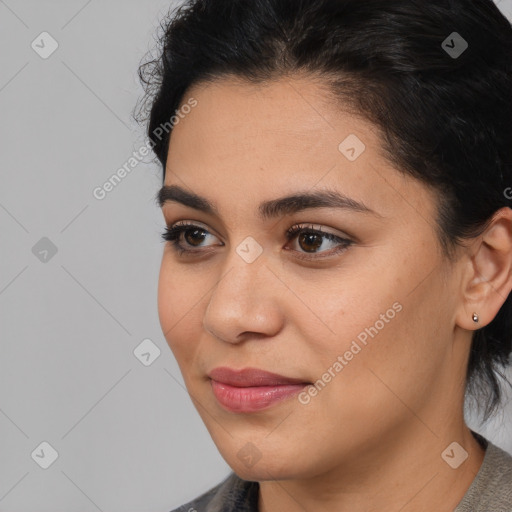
[208,367,310,387]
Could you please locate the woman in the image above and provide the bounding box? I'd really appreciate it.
[136,0,512,510]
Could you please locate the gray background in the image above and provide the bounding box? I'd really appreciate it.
[0,1,511,510]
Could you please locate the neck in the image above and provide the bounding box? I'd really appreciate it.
[258,420,485,512]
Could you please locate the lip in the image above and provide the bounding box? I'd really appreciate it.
[208,367,311,413]
[208,367,310,387]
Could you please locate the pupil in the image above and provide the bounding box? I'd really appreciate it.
[300,233,321,253]
[185,229,206,246]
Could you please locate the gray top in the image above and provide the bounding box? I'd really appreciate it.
[454,437,512,511]
[170,437,512,512]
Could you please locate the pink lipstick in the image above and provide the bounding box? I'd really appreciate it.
[208,367,310,413]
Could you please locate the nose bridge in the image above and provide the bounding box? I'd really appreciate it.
[209,244,270,313]
[202,244,282,342]
[216,232,271,297]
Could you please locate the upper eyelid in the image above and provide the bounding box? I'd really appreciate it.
[165,221,224,245]
[163,222,354,261]
[168,220,221,236]
[167,221,351,242]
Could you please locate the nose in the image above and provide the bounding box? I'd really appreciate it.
[202,250,284,344]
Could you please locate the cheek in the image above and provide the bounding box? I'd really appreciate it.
[157,258,202,358]
[292,274,399,357]
[293,262,432,387]
[157,261,175,338]
[317,277,451,419]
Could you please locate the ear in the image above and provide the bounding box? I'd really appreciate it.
[456,207,512,330]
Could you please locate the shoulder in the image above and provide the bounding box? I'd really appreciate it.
[484,442,512,505]
[455,439,512,511]
[168,472,259,512]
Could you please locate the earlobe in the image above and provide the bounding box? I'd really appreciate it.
[456,207,512,331]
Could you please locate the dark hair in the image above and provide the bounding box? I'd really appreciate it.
[135,0,512,419]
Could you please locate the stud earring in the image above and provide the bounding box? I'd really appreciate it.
[472,312,479,323]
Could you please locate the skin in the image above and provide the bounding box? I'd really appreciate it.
[157,74,512,512]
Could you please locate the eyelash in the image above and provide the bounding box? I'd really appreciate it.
[161,222,353,261]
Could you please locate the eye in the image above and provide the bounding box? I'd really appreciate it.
[160,221,353,260]
[284,224,353,260]
[160,221,222,256]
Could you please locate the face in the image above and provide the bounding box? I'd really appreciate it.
[157,75,469,481]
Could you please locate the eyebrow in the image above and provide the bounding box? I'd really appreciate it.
[156,184,381,220]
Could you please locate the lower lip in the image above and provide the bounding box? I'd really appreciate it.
[210,380,308,413]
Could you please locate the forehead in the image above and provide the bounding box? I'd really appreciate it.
[164,75,439,227]
[172,74,347,149]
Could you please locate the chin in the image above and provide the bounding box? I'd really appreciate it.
[230,460,295,482]
[219,441,317,482]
